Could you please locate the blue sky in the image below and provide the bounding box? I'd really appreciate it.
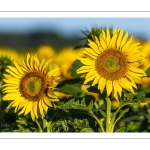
[0,18,150,40]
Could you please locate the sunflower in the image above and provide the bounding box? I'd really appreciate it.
[0,48,21,69]
[2,53,60,121]
[135,77,150,87]
[139,41,150,71]
[77,28,146,100]
[53,47,83,81]
[37,45,55,60]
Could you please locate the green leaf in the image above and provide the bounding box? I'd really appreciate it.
[112,108,129,127]
[121,93,148,105]
[70,59,83,78]
[43,119,48,129]
[54,95,94,111]
[99,110,106,117]
[115,127,128,132]
[87,85,99,93]
[73,118,93,132]
[145,67,150,77]
[55,78,82,96]
[80,128,94,132]
[119,108,129,117]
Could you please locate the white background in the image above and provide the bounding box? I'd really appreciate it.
[0,0,150,149]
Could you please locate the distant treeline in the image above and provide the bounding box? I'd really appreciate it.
[0,31,83,51]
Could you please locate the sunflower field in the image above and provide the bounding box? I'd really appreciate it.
[1,26,150,133]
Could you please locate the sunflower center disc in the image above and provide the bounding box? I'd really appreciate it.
[25,77,42,96]
[20,72,47,100]
[95,49,127,80]
[103,56,120,73]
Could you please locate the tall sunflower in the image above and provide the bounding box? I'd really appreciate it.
[77,28,146,100]
[2,53,60,121]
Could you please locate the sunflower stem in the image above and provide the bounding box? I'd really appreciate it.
[0,80,2,110]
[35,119,43,132]
[88,110,105,132]
[0,91,1,110]
[106,97,112,132]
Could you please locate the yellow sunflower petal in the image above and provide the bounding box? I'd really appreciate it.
[109,32,118,47]
[12,99,22,107]
[100,35,107,49]
[85,70,97,79]
[99,77,106,93]
[33,102,38,118]
[39,100,44,118]
[7,66,22,76]
[113,80,122,97]
[17,99,28,111]
[3,93,20,101]
[120,31,128,48]
[122,35,133,52]
[102,29,106,39]
[106,28,111,45]
[41,98,48,113]
[84,74,97,84]
[44,97,53,107]
[128,65,146,75]
[31,109,36,121]
[5,69,21,78]
[13,61,24,75]
[39,58,45,72]
[117,29,124,48]
[106,80,113,96]
[18,104,28,115]
[92,74,100,86]
[24,102,33,116]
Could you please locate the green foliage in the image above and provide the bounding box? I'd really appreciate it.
[70,59,83,78]
[121,92,148,104]
[54,95,95,111]
[81,26,113,47]
[48,118,94,132]
[145,67,150,77]
[55,78,82,96]
[115,127,128,132]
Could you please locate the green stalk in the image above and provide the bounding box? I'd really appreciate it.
[106,97,112,132]
[35,119,43,132]
[111,102,135,132]
[0,80,2,109]
[88,110,105,132]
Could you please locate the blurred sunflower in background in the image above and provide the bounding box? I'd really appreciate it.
[0,48,21,73]
[134,41,150,87]
[2,53,60,121]
[139,41,150,71]
[37,45,56,60]
[53,47,83,81]
[77,28,146,100]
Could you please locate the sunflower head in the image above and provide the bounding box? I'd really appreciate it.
[77,28,146,101]
[139,41,150,71]
[0,48,21,76]
[2,53,60,121]
[37,45,55,60]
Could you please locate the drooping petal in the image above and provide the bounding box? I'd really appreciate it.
[106,80,113,96]
[99,77,106,93]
